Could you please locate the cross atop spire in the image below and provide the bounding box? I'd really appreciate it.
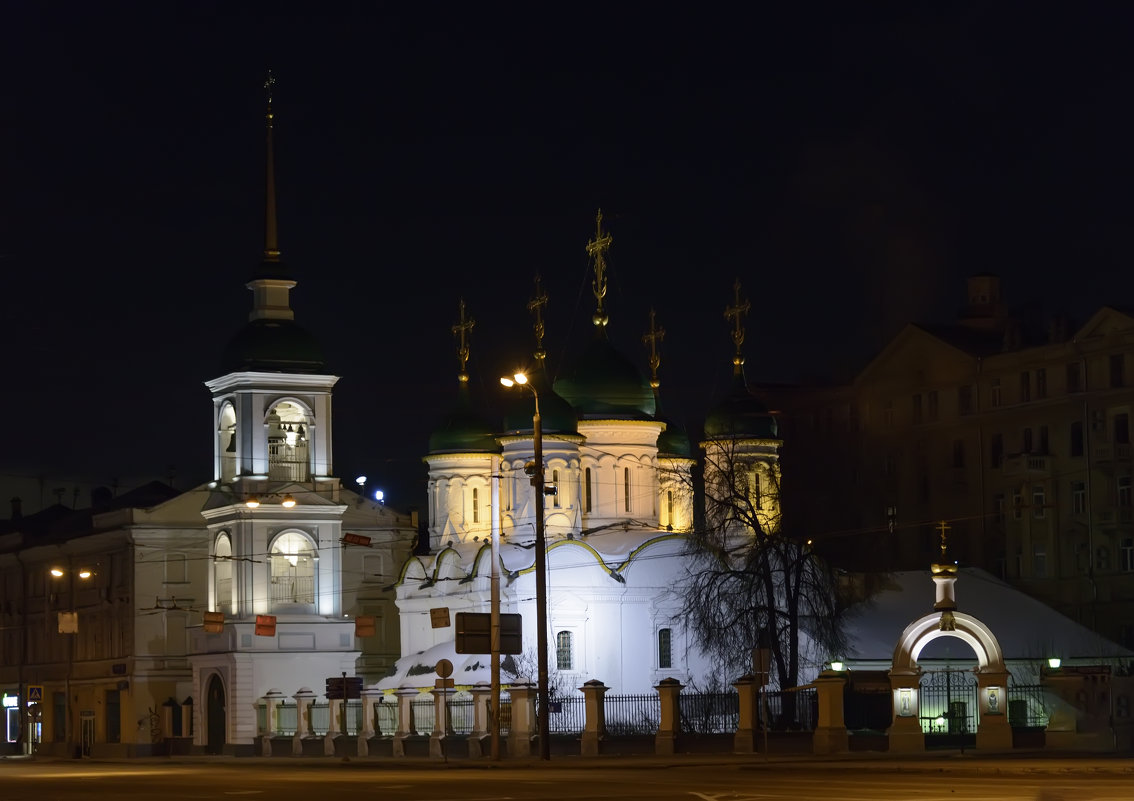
[586,209,612,328]
[528,274,549,364]
[262,69,280,265]
[452,298,475,383]
[724,279,750,373]
[643,308,665,390]
[936,519,951,561]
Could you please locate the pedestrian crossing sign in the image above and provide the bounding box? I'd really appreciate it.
[27,685,43,703]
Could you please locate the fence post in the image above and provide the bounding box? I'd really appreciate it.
[886,668,925,752]
[429,684,454,758]
[392,687,419,757]
[507,682,537,757]
[654,678,683,755]
[292,687,316,755]
[261,689,284,756]
[811,670,848,754]
[324,695,342,756]
[580,679,608,756]
[358,687,382,757]
[468,682,491,758]
[733,675,758,752]
[974,670,1012,750]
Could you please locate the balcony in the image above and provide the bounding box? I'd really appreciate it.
[1093,443,1132,463]
[1001,455,1050,476]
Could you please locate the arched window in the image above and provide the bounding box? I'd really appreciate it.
[584,468,592,513]
[472,487,479,523]
[214,534,233,615]
[266,401,310,482]
[269,531,317,608]
[556,630,574,671]
[658,628,672,669]
[219,403,237,482]
[552,469,560,508]
[624,467,631,513]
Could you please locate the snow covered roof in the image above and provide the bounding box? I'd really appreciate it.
[843,568,1132,663]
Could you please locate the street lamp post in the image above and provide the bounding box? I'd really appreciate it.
[50,564,90,757]
[500,373,551,761]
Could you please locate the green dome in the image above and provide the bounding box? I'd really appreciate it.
[704,371,779,440]
[429,383,501,455]
[501,370,578,435]
[554,336,656,420]
[221,318,326,373]
[657,420,693,458]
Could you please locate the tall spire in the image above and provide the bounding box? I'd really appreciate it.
[528,274,549,365]
[262,70,280,267]
[724,278,751,377]
[643,308,665,391]
[585,209,612,328]
[452,298,475,384]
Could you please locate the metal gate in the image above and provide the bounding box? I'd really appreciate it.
[919,668,978,740]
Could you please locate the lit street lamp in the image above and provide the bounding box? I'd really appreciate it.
[48,564,92,756]
[500,372,551,761]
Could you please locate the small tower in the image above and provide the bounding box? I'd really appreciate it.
[644,309,694,532]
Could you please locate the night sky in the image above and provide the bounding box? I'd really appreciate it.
[4,4,1134,512]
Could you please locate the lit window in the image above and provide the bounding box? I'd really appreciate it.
[1071,482,1087,515]
[556,630,574,670]
[584,468,592,513]
[1032,486,1046,519]
[1119,476,1132,508]
[552,469,560,508]
[472,487,479,523]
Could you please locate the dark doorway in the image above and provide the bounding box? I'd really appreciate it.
[206,675,226,755]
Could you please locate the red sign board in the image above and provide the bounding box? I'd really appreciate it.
[342,533,372,547]
[354,615,376,637]
[254,614,277,636]
[203,611,224,633]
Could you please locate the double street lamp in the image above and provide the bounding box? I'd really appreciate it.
[499,372,551,761]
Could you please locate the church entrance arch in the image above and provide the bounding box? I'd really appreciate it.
[205,674,226,755]
[887,563,1013,752]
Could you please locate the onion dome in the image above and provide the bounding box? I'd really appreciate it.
[555,334,657,420]
[429,382,501,454]
[501,369,578,435]
[657,419,693,458]
[704,370,778,439]
[221,318,325,373]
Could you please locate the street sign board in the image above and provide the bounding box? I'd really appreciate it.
[325,676,363,700]
[435,659,453,678]
[342,532,372,547]
[27,685,43,703]
[430,607,451,628]
[454,612,522,655]
[202,611,224,633]
[254,614,277,636]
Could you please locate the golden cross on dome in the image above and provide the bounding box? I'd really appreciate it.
[264,70,276,126]
[452,298,475,382]
[643,308,665,390]
[724,279,750,368]
[527,274,549,362]
[586,209,612,326]
[936,519,951,560]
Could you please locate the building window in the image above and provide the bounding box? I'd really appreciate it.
[1020,372,1031,403]
[1097,546,1111,571]
[883,401,893,427]
[1119,476,1132,507]
[991,379,1002,408]
[751,470,762,510]
[952,439,965,468]
[912,394,923,424]
[1013,490,1023,520]
[1022,428,1033,454]
[214,534,233,615]
[928,391,939,421]
[556,630,574,671]
[269,531,317,607]
[1036,368,1047,399]
[666,490,674,527]
[1071,421,1084,457]
[958,385,973,416]
[1067,362,1083,393]
[1033,542,1047,577]
[551,470,560,508]
[106,690,121,743]
[1072,481,1087,515]
[1038,425,1049,454]
[53,692,65,742]
[994,493,1005,524]
[884,454,897,478]
[1032,486,1046,518]
[472,487,480,523]
[658,628,672,669]
[624,467,631,513]
[1111,354,1125,388]
[1122,538,1134,573]
[991,434,1004,468]
[584,468,592,513]
[1116,414,1131,445]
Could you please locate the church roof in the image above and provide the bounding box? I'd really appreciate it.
[220,318,326,374]
[554,332,656,421]
[703,369,778,440]
[428,382,501,455]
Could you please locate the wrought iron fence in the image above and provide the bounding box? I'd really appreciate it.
[1007,682,1048,728]
[762,688,817,731]
[679,691,738,734]
[545,693,585,733]
[604,693,660,735]
[919,669,977,734]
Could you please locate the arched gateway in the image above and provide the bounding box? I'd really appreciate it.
[887,559,1013,751]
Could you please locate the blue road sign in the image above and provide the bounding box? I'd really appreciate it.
[27,685,43,703]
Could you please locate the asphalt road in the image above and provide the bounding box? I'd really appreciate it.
[1,758,1131,801]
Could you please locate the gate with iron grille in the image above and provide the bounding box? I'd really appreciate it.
[919,668,978,747]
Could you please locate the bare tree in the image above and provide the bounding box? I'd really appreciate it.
[674,436,849,693]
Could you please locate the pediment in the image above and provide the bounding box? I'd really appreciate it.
[1072,306,1134,342]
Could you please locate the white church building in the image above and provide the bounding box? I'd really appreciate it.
[383,216,783,695]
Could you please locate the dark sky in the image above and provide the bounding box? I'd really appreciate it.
[4,4,1134,511]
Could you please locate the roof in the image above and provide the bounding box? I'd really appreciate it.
[554,334,656,420]
[220,318,326,374]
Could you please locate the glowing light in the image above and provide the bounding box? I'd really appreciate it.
[2,694,16,708]
[934,715,946,728]
[355,475,367,486]
[374,490,384,503]
[50,568,64,578]
[245,497,261,508]
[281,494,297,508]
[78,569,91,579]
[1047,657,1062,669]
[829,660,845,672]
